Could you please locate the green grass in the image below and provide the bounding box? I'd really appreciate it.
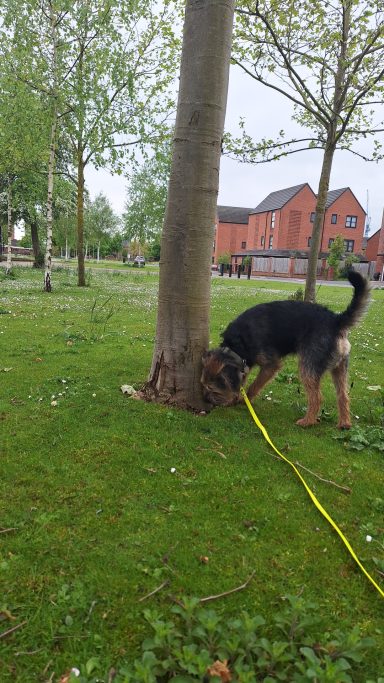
[0,267,383,681]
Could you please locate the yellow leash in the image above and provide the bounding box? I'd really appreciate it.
[240,387,384,598]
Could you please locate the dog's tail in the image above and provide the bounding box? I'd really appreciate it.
[336,270,370,331]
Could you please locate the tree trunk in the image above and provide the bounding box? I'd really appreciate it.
[44,116,57,291]
[30,217,43,268]
[304,141,336,302]
[304,2,351,303]
[5,177,13,276]
[145,0,235,410]
[77,153,86,287]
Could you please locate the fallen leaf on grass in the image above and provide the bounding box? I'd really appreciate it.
[2,367,13,372]
[207,659,232,682]
[120,384,136,396]
[367,385,382,391]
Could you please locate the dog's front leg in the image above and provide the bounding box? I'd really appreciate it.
[247,361,282,400]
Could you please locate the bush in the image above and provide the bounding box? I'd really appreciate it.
[68,595,377,682]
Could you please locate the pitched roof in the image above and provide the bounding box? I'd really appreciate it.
[250,183,310,214]
[325,188,348,208]
[217,205,253,224]
[326,187,366,214]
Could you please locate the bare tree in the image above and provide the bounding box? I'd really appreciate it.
[144,0,235,410]
[231,0,384,301]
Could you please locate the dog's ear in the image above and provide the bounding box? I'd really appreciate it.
[206,357,225,376]
[201,350,212,365]
[202,351,225,376]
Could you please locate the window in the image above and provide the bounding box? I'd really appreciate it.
[328,238,334,248]
[271,211,275,228]
[261,236,265,247]
[344,240,354,253]
[331,214,337,224]
[307,237,312,247]
[268,235,273,249]
[345,215,357,228]
[241,241,246,249]
[310,212,315,222]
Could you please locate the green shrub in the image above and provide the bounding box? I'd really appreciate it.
[68,595,376,682]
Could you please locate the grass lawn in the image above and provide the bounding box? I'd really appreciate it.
[1,267,383,681]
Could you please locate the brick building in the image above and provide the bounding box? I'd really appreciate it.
[365,210,384,278]
[213,205,252,264]
[213,183,366,265]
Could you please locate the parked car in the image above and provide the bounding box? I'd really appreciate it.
[134,255,145,266]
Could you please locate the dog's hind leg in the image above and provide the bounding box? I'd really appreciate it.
[247,360,282,400]
[331,358,351,429]
[296,363,322,427]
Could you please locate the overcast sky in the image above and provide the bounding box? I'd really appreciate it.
[86,64,383,237]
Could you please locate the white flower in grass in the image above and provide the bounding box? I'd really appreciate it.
[366,535,372,542]
[170,467,176,473]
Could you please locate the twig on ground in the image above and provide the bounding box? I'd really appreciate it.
[199,571,256,603]
[42,660,53,676]
[15,648,43,657]
[197,447,227,459]
[84,600,97,623]
[0,527,18,534]
[294,461,351,494]
[0,620,27,640]
[376,569,384,578]
[138,580,170,603]
[108,669,117,683]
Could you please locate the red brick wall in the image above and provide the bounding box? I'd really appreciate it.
[213,221,248,263]
[278,185,316,249]
[214,187,366,262]
[321,189,365,253]
[248,185,316,251]
[365,229,380,261]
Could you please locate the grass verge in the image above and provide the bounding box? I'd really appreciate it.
[0,267,383,681]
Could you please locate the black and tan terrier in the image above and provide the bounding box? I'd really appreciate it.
[201,271,370,428]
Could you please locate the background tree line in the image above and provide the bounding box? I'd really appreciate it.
[0,0,180,287]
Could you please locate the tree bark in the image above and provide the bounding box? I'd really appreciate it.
[30,217,43,268]
[5,177,13,275]
[304,141,336,302]
[44,116,57,291]
[304,0,352,302]
[77,152,86,287]
[145,0,235,410]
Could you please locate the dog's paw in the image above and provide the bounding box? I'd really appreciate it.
[337,422,351,430]
[296,417,319,427]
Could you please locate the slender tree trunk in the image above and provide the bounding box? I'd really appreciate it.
[44,116,57,291]
[305,1,351,302]
[145,0,235,410]
[5,177,13,275]
[30,217,43,268]
[44,1,59,292]
[77,152,86,286]
[304,141,336,302]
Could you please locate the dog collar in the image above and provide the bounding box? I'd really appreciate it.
[221,346,249,372]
